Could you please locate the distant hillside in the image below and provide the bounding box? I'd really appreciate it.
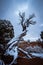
[18,41,43,57]
[18,41,43,49]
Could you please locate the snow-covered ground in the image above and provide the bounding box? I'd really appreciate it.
[4,46,18,65]
[5,46,18,60]
[30,53,43,58]
[25,45,43,58]
[26,46,43,53]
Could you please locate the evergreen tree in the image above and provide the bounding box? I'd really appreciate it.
[40,31,43,41]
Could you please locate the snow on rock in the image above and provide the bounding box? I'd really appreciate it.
[30,53,43,58]
[26,45,43,53]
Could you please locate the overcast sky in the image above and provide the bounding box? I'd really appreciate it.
[0,0,43,41]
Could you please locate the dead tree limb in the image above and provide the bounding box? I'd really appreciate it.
[18,48,32,59]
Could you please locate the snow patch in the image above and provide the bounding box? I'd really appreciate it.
[26,46,43,53]
[30,53,43,58]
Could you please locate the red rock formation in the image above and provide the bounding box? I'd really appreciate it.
[18,41,43,49]
[16,57,43,65]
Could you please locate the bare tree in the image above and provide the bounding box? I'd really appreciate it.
[19,12,26,31]
[0,12,36,65]
[18,30,27,40]
[7,12,36,65]
[19,12,36,31]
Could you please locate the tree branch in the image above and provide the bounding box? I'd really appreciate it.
[18,48,32,59]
